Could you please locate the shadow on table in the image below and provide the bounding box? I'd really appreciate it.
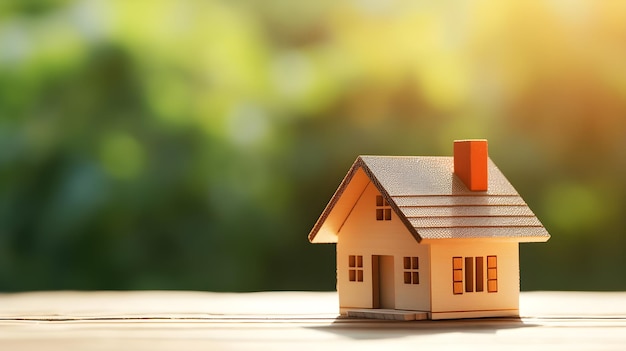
[307,316,539,340]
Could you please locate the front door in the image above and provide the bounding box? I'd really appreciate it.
[372,255,395,309]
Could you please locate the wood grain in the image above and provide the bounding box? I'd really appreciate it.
[0,291,624,350]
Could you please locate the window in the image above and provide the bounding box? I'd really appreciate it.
[464,257,474,292]
[403,257,419,284]
[475,257,484,292]
[487,255,498,292]
[452,255,497,294]
[452,257,463,294]
[349,255,363,282]
[376,195,391,221]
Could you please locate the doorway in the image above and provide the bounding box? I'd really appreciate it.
[372,255,395,309]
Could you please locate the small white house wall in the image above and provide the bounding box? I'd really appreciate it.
[429,240,519,314]
[337,182,431,313]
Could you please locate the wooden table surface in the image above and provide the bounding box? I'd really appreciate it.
[0,291,625,350]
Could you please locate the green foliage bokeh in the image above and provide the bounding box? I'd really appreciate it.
[1,0,625,291]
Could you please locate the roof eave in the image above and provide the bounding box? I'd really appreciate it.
[308,157,365,244]
[420,234,551,244]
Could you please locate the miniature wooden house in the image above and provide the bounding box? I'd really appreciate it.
[308,140,550,320]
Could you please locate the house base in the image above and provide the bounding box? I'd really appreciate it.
[430,309,519,320]
[343,308,519,321]
[346,309,429,321]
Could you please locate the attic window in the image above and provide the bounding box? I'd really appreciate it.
[349,255,363,282]
[376,195,391,221]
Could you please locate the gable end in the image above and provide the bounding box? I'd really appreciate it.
[308,157,422,244]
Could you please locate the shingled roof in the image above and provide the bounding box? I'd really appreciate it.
[308,155,550,244]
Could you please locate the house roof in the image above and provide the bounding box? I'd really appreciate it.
[308,156,550,244]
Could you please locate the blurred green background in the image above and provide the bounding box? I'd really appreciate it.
[1,0,625,292]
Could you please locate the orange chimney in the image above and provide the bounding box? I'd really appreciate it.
[453,139,488,191]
